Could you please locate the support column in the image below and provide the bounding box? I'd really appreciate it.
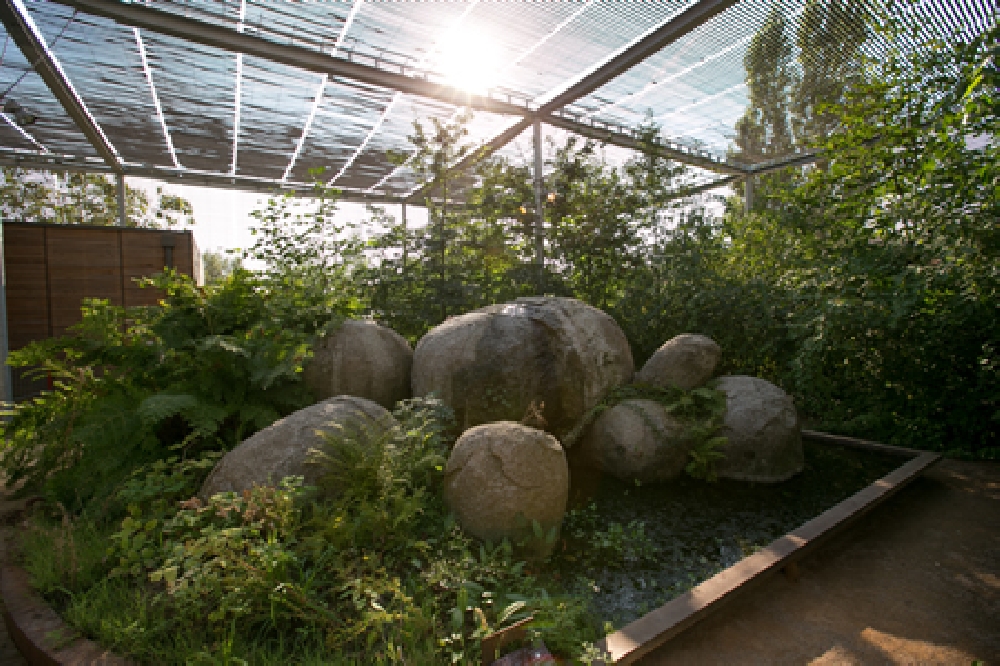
[744,174,754,214]
[400,202,407,273]
[532,120,544,288]
[116,172,127,227]
[0,221,11,404]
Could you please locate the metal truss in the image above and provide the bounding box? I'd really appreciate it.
[56,0,531,117]
[535,0,740,116]
[0,0,121,169]
[9,0,828,201]
[48,0,753,176]
[0,148,407,203]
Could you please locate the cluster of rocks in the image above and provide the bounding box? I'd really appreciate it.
[200,297,803,556]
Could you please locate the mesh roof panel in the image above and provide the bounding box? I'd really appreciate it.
[29,1,175,165]
[0,0,992,198]
[0,10,101,158]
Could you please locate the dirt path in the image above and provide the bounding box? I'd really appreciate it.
[641,459,1000,665]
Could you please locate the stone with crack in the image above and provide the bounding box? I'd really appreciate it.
[412,296,634,440]
[444,422,568,557]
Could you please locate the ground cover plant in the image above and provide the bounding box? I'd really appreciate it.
[20,397,617,664]
[1,183,356,509]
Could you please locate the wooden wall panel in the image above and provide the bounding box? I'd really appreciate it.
[46,228,124,337]
[4,226,49,350]
[3,222,196,351]
[122,231,169,308]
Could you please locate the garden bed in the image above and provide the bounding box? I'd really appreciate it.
[4,431,939,665]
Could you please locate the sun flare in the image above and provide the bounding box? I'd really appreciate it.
[433,29,502,95]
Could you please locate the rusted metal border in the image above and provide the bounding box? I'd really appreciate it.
[593,432,941,665]
[1,564,131,665]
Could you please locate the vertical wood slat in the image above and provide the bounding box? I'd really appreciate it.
[43,226,52,338]
[2,223,196,400]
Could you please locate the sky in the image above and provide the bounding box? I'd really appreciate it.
[128,177,429,266]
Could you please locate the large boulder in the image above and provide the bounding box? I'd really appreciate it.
[200,396,395,499]
[444,422,568,557]
[578,399,691,483]
[412,297,633,438]
[303,319,412,410]
[636,334,721,391]
[714,376,803,483]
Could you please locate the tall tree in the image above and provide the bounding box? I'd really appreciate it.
[734,7,794,163]
[791,0,870,145]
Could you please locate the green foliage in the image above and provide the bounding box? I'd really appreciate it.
[0,168,194,227]
[559,502,659,569]
[1,185,359,509]
[358,117,692,343]
[55,396,608,663]
[201,250,242,285]
[563,383,729,481]
[745,19,998,455]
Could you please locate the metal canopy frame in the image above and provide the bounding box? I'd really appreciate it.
[0,147,405,203]
[2,0,907,207]
[0,0,120,169]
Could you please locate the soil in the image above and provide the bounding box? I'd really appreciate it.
[639,458,1000,665]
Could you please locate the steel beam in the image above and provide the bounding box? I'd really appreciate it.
[0,0,121,169]
[0,149,407,203]
[536,0,740,116]
[116,171,126,226]
[670,174,740,198]
[748,149,820,174]
[55,0,530,118]
[532,120,544,271]
[543,114,745,175]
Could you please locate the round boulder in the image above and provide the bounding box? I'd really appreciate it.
[578,399,691,483]
[714,376,803,483]
[444,422,568,557]
[200,396,395,499]
[303,319,412,410]
[636,333,721,391]
[412,297,633,439]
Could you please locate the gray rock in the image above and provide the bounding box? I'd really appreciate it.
[444,422,568,557]
[303,319,412,410]
[636,333,721,390]
[578,399,691,483]
[412,297,633,439]
[200,396,395,499]
[715,376,803,483]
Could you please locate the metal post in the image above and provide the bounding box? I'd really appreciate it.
[532,120,544,287]
[744,175,754,214]
[0,220,11,404]
[400,202,407,273]
[116,172,127,227]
